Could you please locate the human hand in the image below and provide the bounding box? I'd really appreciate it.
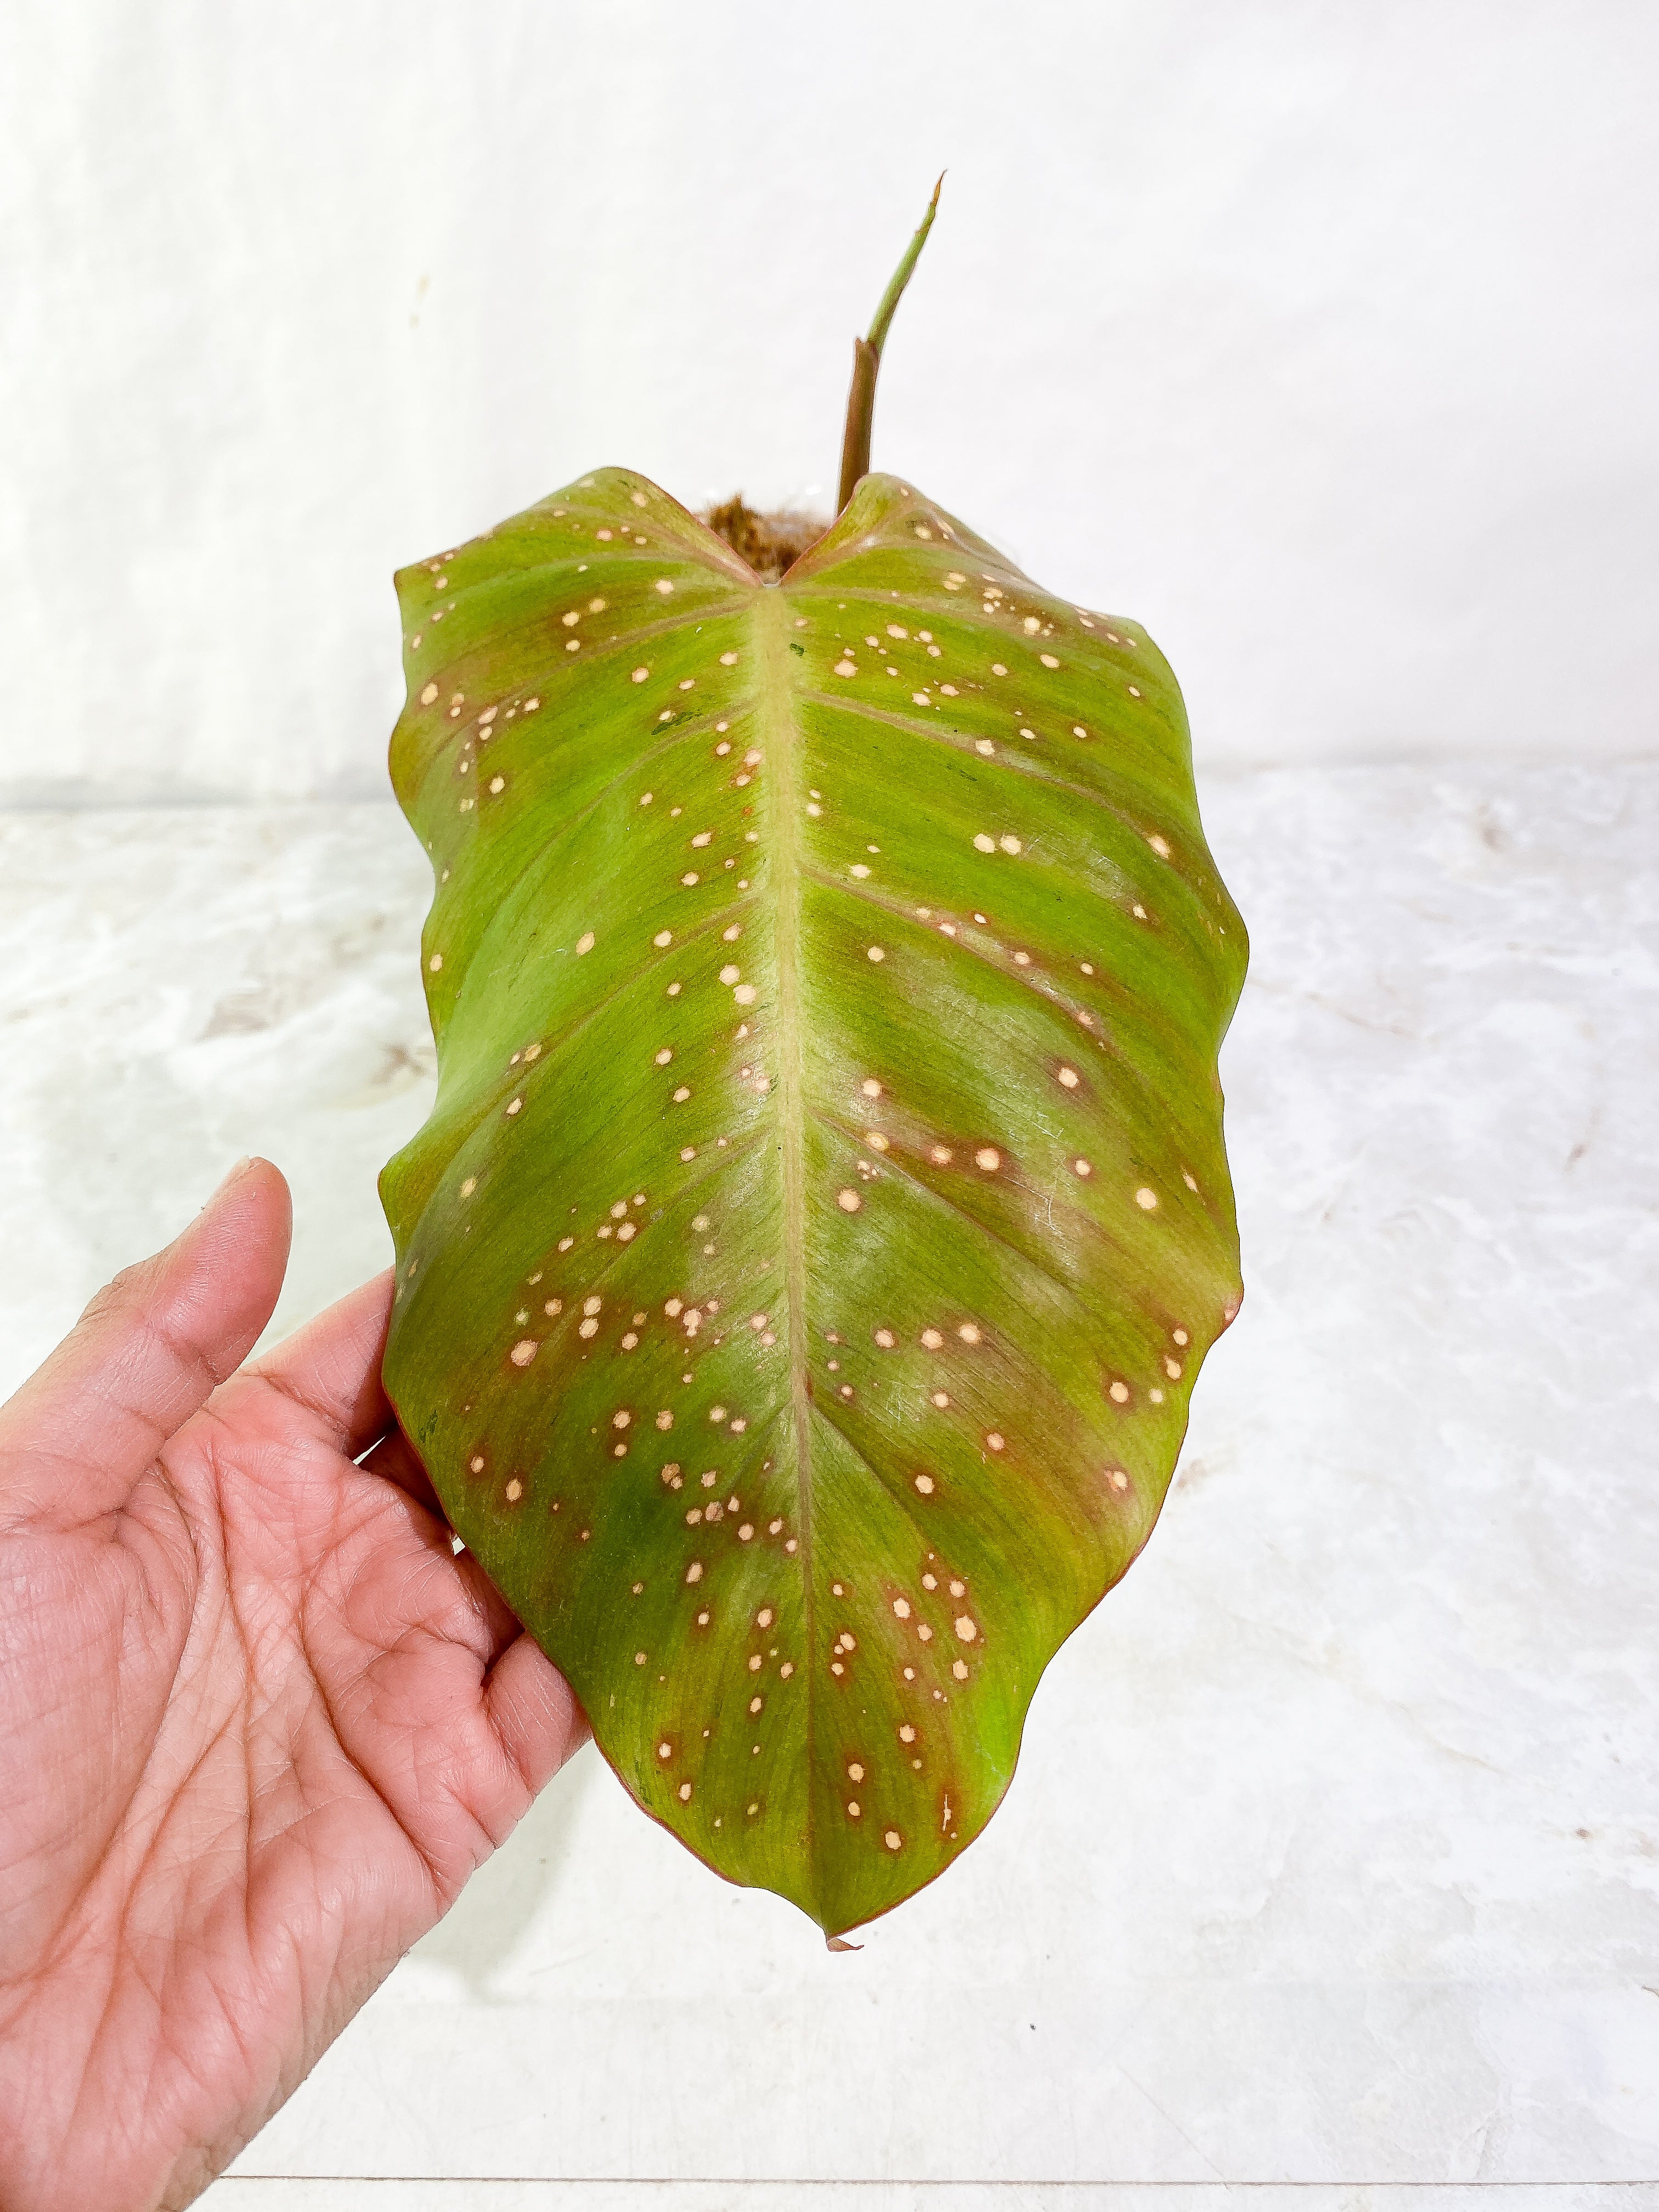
[0,1160,586,2211]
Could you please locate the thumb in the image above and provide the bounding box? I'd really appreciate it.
[0,1158,292,1530]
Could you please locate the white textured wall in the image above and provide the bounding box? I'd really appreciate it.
[2,0,1655,802]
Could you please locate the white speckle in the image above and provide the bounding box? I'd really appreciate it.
[631,666,650,683]
[428,952,443,972]
[1109,1379,1130,1403]
[1058,1065,1080,1088]
[986,1431,1005,1452]
[654,579,674,595]
[733,983,756,1005]
[999,835,1021,854]
[576,931,595,955]
[1136,1186,1159,1210]
[420,682,438,704]
[837,1188,862,1213]
[1074,1158,1092,1177]
[866,945,885,962]
[1041,653,1059,669]
[975,1147,1001,1172]
[915,1473,935,1495]
[1148,833,1171,857]
[973,833,995,853]
[955,1616,977,1642]
[510,1339,538,1367]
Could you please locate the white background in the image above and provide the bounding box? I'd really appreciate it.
[3,0,1656,803]
[2,10,1658,2205]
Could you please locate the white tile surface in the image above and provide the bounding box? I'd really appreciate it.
[2,766,1655,2197]
[207,2193,1659,2212]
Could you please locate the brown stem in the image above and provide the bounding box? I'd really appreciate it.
[836,339,880,515]
[834,177,944,515]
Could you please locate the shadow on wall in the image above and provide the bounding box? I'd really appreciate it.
[407,1745,602,1999]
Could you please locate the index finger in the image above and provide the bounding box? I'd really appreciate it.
[241,1268,398,1460]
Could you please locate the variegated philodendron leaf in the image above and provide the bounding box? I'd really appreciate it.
[380,469,1245,1937]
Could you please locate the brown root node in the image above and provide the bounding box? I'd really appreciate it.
[703,496,827,585]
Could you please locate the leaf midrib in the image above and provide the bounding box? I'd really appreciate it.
[753,584,818,1898]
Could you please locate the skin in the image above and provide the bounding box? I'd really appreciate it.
[0,1159,586,2211]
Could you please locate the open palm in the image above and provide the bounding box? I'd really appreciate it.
[0,1161,585,2211]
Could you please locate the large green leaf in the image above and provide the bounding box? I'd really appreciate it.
[380,469,1245,1937]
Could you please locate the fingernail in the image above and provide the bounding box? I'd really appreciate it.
[210,1156,254,1202]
